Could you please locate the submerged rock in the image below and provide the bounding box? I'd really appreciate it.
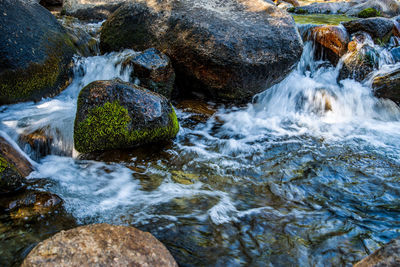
[341,18,395,42]
[74,79,179,153]
[122,48,175,99]
[19,129,53,160]
[0,0,76,105]
[100,0,303,103]
[354,237,400,267]
[21,223,178,267]
[307,25,349,64]
[372,69,400,104]
[2,190,63,221]
[0,137,34,194]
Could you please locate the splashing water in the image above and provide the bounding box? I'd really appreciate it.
[2,26,400,266]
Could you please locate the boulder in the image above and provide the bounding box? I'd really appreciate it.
[0,136,34,194]
[63,0,124,21]
[341,18,395,42]
[39,0,63,7]
[354,237,400,267]
[21,223,178,267]
[372,68,400,104]
[100,0,303,103]
[288,0,400,17]
[0,0,76,105]
[19,129,53,160]
[307,25,349,64]
[74,79,179,153]
[121,48,175,99]
[338,32,378,82]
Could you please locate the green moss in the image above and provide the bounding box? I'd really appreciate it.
[0,34,74,104]
[0,156,9,173]
[292,14,355,25]
[357,8,381,18]
[295,8,308,15]
[74,101,179,153]
[287,7,295,13]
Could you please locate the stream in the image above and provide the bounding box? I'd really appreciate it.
[1,19,400,266]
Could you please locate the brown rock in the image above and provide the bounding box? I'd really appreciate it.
[21,223,178,267]
[372,68,400,104]
[354,238,400,267]
[19,128,53,160]
[4,190,63,220]
[176,99,217,122]
[308,25,349,64]
[0,136,34,194]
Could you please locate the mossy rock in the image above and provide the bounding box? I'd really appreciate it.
[0,0,76,105]
[74,79,179,153]
[357,8,381,18]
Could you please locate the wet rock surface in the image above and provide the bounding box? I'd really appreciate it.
[100,0,303,103]
[0,0,76,104]
[19,129,53,161]
[21,223,178,267]
[0,137,34,194]
[74,79,179,153]
[372,68,400,104]
[354,237,400,267]
[63,0,124,21]
[122,48,175,99]
[307,25,349,64]
[341,18,395,41]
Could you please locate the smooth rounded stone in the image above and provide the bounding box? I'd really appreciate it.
[122,48,175,99]
[372,68,400,104]
[307,25,349,64]
[74,79,179,153]
[0,0,76,105]
[21,223,178,267]
[2,190,63,220]
[341,17,395,41]
[338,32,378,82]
[63,0,124,21]
[100,0,303,103]
[0,136,34,194]
[354,238,400,267]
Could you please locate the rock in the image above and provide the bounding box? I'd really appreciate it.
[39,0,63,7]
[121,48,175,99]
[338,32,378,82]
[348,0,400,18]
[289,0,400,17]
[341,18,395,42]
[18,129,53,160]
[3,190,63,220]
[274,0,299,7]
[63,0,124,21]
[357,7,381,18]
[391,47,400,62]
[74,79,179,153]
[100,0,303,103]
[0,137,34,194]
[21,223,178,267]
[372,68,400,104]
[307,25,349,64]
[0,0,76,105]
[176,99,217,123]
[354,237,400,267]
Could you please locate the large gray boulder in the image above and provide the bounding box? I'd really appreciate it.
[0,0,76,104]
[63,0,124,21]
[21,223,178,267]
[100,0,303,103]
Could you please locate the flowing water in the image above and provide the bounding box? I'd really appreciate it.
[2,20,400,266]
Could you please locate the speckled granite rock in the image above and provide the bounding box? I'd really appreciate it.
[21,223,178,267]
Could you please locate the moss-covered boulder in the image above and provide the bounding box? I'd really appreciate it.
[74,79,179,153]
[0,0,76,105]
[100,0,303,103]
[0,137,34,194]
[121,48,175,99]
[341,18,395,43]
[357,7,381,18]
